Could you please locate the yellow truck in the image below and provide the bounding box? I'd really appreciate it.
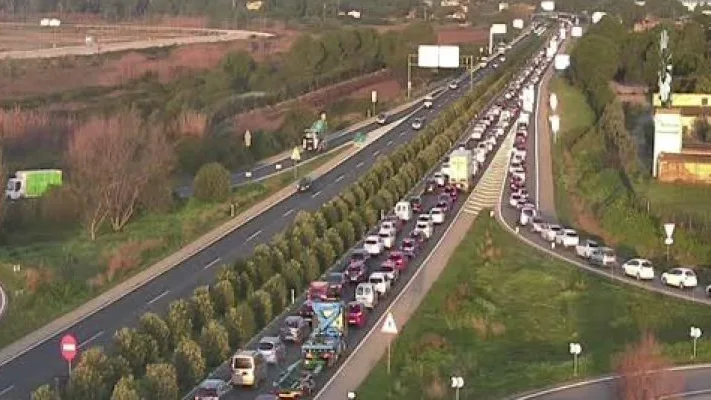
[448,149,473,191]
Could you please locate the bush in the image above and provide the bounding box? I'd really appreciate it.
[199,320,230,369]
[39,185,81,226]
[193,162,231,202]
[173,338,205,390]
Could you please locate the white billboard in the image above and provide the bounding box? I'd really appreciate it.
[417,45,460,68]
[418,45,440,68]
[549,115,560,133]
[491,23,508,34]
[499,2,509,10]
[40,18,50,26]
[559,27,567,40]
[592,11,607,23]
[541,1,555,11]
[438,45,460,68]
[512,19,524,29]
[554,54,570,70]
[571,26,583,37]
[48,18,61,27]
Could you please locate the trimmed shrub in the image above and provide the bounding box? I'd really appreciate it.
[193,162,231,202]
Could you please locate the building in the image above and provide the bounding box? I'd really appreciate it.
[634,17,660,32]
[246,1,263,11]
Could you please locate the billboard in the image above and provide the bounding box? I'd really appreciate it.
[491,23,508,35]
[571,26,583,37]
[418,45,440,68]
[512,19,524,29]
[499,2,509,10]
[541,1,555,11]
[48,18,61,27]
[592,11,607,23]
[417,45,460,68]
[554,54,570,70]
[559,27,567,40]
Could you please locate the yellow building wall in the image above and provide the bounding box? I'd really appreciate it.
[652,93,711,107]
[659,157,711,184]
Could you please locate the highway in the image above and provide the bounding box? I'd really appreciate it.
[186,33,540,400]
[0,35,523,398]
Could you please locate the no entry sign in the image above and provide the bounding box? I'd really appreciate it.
[60,334,78,362]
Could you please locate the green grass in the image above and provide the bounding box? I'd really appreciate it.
[357,215,711,400]
[0,146,347,348]
[636,181,711,224]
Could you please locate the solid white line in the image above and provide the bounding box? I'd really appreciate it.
[373,150,381,157]
[203,257,221,270]
[0,282,7,320]
[79,331,104,348]
[534,72,542,211]
[282,208,294,217]
[0,386,14,397]
[399,131,406,136]
[311,190,322,198]
[356,161,365,168]
[659,388,711,399]
[245,230,262,242]
[335,174,345,182]
[147,290,170,305]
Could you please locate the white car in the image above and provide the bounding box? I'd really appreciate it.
[509,162,524,174]
[484,136,497,151]
[379,221,397,236]
[510,167,526,181]
[542,224,562,242]
[661,267,698,289]
[622,258,655,280]
[414,220,433,239]
[509,193,523,207]
[512,147,526,160]
[363,235,384,255]
[378,230,396,249]
[559,229,579,248]
[355,283,378,309]
[430,207,445,224]
[590,247,617,267]
[575,239,600,259]
[257,336,286,365]
[531,217,545,233]
[448,81,459,89]
[434,172,447,186]
[368,272,391,296]
[411,118,424,130]
[519,207,536,226]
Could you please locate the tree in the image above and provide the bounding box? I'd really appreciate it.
[249,290,273,329]
[225,304,256,348]
[67,111,174,239]
[110,375,141,400]
[283,259,304,293]
[616,332,684,400]
[67,348,112,399]
[212,279,235,316]
[167,299,193,347]
[200,320,230,368]
[221,50,255,91]
[139,312,172,358]
[113,328,158,375]
[30,385,56,400]
[191,286,215,333]
[193,162,231,202]
[143,363,179,400]
[173,338,206,390]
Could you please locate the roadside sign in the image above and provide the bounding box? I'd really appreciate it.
[381,312,398,335]
[244,130,252,148]
[664,223,675,239]
[353,132,367,147]
[60,334,78,361]
[290,147,301,162]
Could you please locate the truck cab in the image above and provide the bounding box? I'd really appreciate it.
[424,94,434,108]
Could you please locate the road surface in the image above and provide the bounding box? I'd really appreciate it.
[0,43,506,399]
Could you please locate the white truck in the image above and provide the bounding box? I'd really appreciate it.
[518,112,530,130]
[424,94,434,109]
[448,149,473,191]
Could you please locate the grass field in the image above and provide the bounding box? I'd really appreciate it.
[0,146,347,348]
[356,215,711,400]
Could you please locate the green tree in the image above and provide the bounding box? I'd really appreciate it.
[173,338,206,390]
[314,241,336,273]
[336,220,356,248]
[191,286,215,333]
[66,348,112,399]
[264,274,288,314]
[283,259,304,293]
[110,375,141,400]
[200,320,231,368]
[287,34,327,81]
[167,299,193,347]
[221,50,255,91]
[143,363,179,400]
[139,312,172,357]
[113,328,158,375]
[301,249,321,282]
[212,279,235,316]
[225,304,257,348]
[193,162,231,202]
[30,385,56,400]
[250,290,273,328]
[325,228,344,255]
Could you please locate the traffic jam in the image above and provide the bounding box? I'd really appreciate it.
[193,46,550,400]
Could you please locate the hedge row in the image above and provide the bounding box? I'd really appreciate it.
[30,34,544,400]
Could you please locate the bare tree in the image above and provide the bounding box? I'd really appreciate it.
[68,111,174,240]
[616,332,685,400]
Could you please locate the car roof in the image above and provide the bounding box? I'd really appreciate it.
[260,336,280,343]
[285,315,303,322]
[200,379,225,388]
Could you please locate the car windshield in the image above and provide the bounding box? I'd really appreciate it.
[566,232,577,237]
[286,319,300,328]
[351,252,366,261]
[378,233,389,239]
[348,264,362,271]
[416,223,427,229]
[232,357,252,369]
[356,286,366,295]
[258,342,275,351]
[641,261,652,267]
[349,304,362,313]
[410,197,421,204]
[370,277,383,284]
[389,254,402,261]
[366,239,378,245]
[403,241,414,248]
[327,273,342,283]
[381,265,394,272]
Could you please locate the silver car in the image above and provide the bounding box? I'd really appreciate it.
[257,336,286,365]
[590,247,617,268]
[194,379,230,400]
[280,316,310,343]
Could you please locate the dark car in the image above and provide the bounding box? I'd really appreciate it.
[297,177,313,192]
[409,230,427,244]
[409,196,424,213]
[387,251,409,271]
[347,262,368,284]
[401,238,420,258]
[436,199,450,213]
[299,300,314,324]
[444,185,458,201]
[425,179,437,193]
[349,249,370,265]
[325,272,345,299]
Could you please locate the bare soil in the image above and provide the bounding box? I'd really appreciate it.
[436,26,488,45]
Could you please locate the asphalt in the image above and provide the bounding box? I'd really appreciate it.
[0,40,515,398]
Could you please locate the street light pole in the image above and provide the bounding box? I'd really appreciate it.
[451,376,464,400]
[664,222,675,263]
[569,342,582,377]
[407,54,416,99]
[690,326,702,359]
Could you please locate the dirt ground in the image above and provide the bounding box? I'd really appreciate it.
[436,26,489,45]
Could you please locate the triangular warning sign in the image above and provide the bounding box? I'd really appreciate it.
[381,312,398,335]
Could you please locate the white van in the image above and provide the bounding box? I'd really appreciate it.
[231,350,267,387]
[519,207,537,226]
[355,282,378,309]
[394,201,412,221]
[369,272,391,297]
[414,220,433,239]
[378,230,396,249]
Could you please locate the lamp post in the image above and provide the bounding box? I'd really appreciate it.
[664,222,675,262]
[690,326,702,359]
[407,54,416,99]
[569,342,582,377]
[450,376,464,400]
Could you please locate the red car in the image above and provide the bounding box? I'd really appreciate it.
[347,262,368,284]
[510,176,525,191]
[308,281,329,301]
[436,200,450,213]
[347,301,367,328]
[400,238,420,258]
[387,251,409,271]
[409,196,424,213]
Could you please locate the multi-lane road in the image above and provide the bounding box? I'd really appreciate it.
[0,33,533,398]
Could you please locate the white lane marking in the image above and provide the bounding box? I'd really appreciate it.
[387,140,393,146]
[246,230,262,242]
[373,150,381,157]
[660,388,711,399]
[203,257,221,270]
[311,190,322,198]
[147,290,170,305]
[79,331,104,348]
[0,386,13,397]
[283,208,294,217]
[399,131,406,136]
[335,175,345,182]
[356,161,365,168]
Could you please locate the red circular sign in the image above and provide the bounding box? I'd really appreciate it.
[60,334,78,362]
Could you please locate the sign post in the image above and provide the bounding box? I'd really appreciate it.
[690,326,702,359]
[244,130,252,148]
[353,132,366,147]
[291,147,301,180]
[569,342,582,377]
[60,334,78,376]
[664,223,675,262]
[371,90,377,118]
[380,312,398,375]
